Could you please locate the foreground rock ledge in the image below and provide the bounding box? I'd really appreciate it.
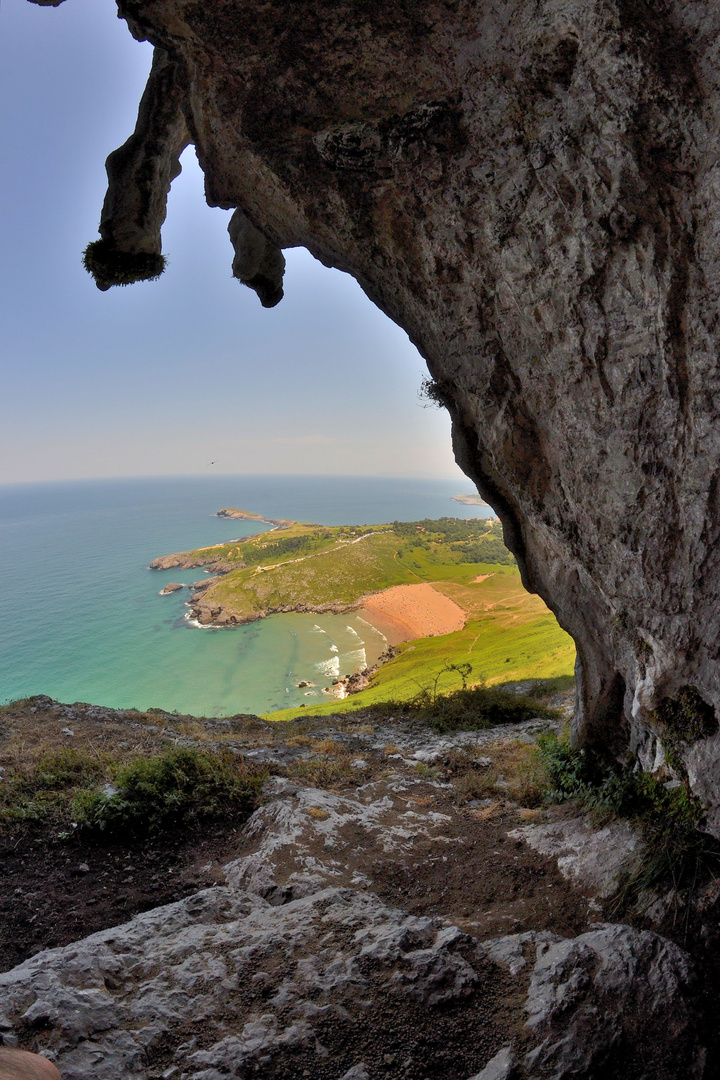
[29,0,720,823]
[0,776,706,1080]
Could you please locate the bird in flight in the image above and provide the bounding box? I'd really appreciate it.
[206,460,217,466]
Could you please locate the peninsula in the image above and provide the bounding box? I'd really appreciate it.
[216,507,295,529]
[151,510,514,632]
[452,493,489,507]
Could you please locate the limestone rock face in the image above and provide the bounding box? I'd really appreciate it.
[31,1,720,817]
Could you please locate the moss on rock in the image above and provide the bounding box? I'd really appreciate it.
[82,240,166,291]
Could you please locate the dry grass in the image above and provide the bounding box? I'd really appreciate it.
[311,738,344,756]
[443,739,549,808]
[286,754,363,789]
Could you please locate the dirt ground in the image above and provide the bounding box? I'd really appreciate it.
[368,796,589,941]
[0,814,246,974]
[0,794,590,975]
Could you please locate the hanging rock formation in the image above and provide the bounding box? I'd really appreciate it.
[28,0,720,828]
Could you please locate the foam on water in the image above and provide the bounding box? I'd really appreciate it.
[315,656,341,678]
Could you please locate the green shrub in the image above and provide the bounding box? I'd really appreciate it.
[0,748,106,825]
[535,733,719,899]
[73,746,267,836]
[31,747,106,791]
[383,681,558,733]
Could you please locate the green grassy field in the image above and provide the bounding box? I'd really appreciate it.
[265,568,576,721]
[158,512,576,717]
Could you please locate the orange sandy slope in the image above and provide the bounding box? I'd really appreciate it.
[357,583,466,645]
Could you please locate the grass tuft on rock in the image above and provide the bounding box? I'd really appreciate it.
[73,746,267,836]
[535,732,720,899]
[82,240,166,290]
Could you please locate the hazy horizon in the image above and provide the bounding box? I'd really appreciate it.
[0,469,474,489]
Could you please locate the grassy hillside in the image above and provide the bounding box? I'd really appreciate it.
[265,568,576,721]
[153,512,576,716]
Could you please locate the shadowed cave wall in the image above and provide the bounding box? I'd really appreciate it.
[29,0,720,831]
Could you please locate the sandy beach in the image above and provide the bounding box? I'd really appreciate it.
[357,583,467,645]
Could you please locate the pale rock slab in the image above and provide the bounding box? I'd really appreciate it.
[510,816,645,910]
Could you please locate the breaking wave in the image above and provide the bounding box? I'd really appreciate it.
[315,655,341,677]
[346,647,367,670]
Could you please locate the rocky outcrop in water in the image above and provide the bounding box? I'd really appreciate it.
[28,1,720,823]
[159,582,183,595]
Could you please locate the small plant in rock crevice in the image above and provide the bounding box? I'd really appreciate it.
[535,732,720,905]
[418,375,449,409]
[653,685,718,775]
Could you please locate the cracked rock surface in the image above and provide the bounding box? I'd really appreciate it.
[0,740,706,1080]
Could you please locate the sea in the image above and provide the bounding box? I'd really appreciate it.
[0,475,490,717]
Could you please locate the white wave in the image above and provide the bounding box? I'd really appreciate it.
[346,647,367,670]
[312,624,327,634]
[355,615,388,644]
[182,612,232,631]
[314,656,340,677]
[345,625,360,637]
[330,644,339,653]
[183,613,211,629]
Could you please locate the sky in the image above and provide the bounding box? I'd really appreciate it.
[0,0,467,485]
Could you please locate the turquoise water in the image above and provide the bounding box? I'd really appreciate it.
[0,476,490,715]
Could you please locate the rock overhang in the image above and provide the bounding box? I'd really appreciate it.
[25,0,720,832]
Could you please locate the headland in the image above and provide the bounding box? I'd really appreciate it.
[150,510,513,631]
